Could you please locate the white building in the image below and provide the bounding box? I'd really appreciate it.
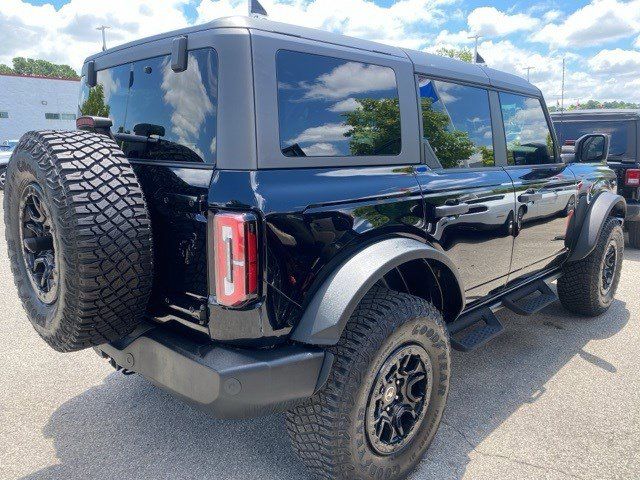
[0,74,80,142]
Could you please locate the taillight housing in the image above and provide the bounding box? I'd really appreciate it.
[625,169,640,187]
[213,212,259,307]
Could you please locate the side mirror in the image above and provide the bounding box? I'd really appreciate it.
[574,134,610,163]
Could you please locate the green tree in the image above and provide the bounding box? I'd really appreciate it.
[435,47,473,63]
[479,146,495,166]
[342,98,402,155]
[342,97,475,168]
[419,99,475,168]
[80,84,110,117]
[0,57,79,80]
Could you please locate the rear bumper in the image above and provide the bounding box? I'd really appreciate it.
[96,324,330,419]
[626,202,640,222]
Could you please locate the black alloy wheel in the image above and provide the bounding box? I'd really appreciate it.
[19,183,58,304]
[366,344,433,456]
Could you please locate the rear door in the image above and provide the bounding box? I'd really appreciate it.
[414,77,516,303]
[499,92,577,282]
[79,47,219,329]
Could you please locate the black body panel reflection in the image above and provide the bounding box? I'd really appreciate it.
[415,166,515,303]
[505,165,577,281]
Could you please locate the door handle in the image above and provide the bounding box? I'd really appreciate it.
[435,202,470,218]
[518,192,542,203]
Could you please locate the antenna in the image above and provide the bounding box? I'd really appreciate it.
[524,66,535,82]
[468,34,482,64]
[96,25,111,52]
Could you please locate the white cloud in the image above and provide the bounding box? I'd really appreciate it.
[467,7,539,37]
[0,0,189,70]
[589,49,640,77]
[328,98,360,113]
[531,0,640,48]
[288,123,350,145]
[301,61,397,100]
[303,142,341,156]
[160,54,214,151]
[197,0,453,50]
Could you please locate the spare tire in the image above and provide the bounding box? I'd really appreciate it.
[4,130,153,352]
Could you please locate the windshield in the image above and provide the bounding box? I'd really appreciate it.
[554,120,630,157]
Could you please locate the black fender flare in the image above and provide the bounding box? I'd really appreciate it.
[567,191,626,263]
[290,237,465,346]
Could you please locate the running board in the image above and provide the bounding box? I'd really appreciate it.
[502,280,557,316]
[448,308,504,352]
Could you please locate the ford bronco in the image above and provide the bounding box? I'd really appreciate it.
[3,16,626,480]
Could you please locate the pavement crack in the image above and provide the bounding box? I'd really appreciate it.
[440,420,588,480]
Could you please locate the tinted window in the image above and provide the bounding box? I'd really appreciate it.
[500,93,556,165]
[277,50,401,157]
[418,77,494,168]
[78,48,218,164]
[79,63,131,133]
[554,120,630,157]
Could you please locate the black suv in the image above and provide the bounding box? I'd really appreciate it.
[552,109,640,247]
[3,16,626,480]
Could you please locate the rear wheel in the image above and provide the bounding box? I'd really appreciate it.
[627,221,640,249]
[558,217,624,316]
[4,130,153,352]
[0,166,6,190]
[286,287,450,480]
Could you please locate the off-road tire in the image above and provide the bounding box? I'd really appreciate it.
[286,287,451,480]
[558,217,624,316]
[4,130,153,352]
[627,221,640,249]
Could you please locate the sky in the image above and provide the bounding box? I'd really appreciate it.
[1,0,639,105]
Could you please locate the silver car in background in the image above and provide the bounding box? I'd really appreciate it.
[0,140,18,190]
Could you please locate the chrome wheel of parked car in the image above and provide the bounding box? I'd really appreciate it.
[0,168,6,190]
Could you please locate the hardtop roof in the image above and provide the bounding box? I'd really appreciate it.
[85,15,540,96]
[550,109,640,121]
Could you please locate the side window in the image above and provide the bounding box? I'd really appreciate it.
[125,49,218,164]
[417,77,494,169]
[277,50,401,158]
[79,63,132,134]
[499,93,556,166]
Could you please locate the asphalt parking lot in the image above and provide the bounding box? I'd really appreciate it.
[1,191,639,480]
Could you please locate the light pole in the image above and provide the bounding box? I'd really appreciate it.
[468,34,482,64]
[96,25,111,52]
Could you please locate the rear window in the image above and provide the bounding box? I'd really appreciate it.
[554,120,630,158]
[79,48,218,164]
[276,50,401,158]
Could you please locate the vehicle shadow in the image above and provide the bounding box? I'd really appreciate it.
[22,298,630,480]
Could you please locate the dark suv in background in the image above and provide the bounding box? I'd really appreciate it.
[552,109,640,246]
[3,16,626,480]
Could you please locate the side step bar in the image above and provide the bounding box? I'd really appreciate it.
[502,280,557,316]
[448,308,504,352]
[448,279,558,352]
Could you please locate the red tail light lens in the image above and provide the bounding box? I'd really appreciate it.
[625,169,640,187]
[213,212,259,307]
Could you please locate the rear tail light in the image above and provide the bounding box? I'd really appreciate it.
[213,212,259,307]
[625,169,640,187]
